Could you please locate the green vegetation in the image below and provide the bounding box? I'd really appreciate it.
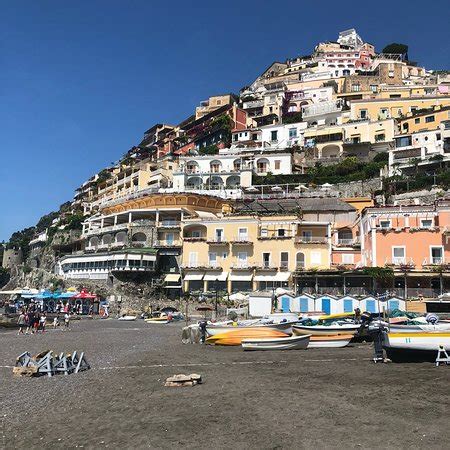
[253,155,388,186]
[382,43,408,59]
[198,144,219,155]
[0,267,10,288]
[283,112,303,124]
[362,266,394,280]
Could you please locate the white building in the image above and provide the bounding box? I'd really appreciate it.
[389,127,449,175]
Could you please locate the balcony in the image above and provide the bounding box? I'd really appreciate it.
[258,232,294,240]
[243,99,264,109]
[157,220,181,229]
[153,240,182,248]
[385,258,415,269]
[422,257,447,268]
[255,262,278,270]
[295,236,328,244]
[335,238,360,247]
[230,261,256,269]
[230,236,253,245]
[182,262,221,269]
[206,238,229,245]
[302,100,343,118]
[183,236,207,242]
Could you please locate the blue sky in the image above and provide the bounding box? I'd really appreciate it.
[1,0,449,241]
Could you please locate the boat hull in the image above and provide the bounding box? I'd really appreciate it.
[206,322,295,337]
[388,324,450,333]
[293,324,359,336]
[206,329,288,346]
[383,332,450,362]
[308,335,353,348]
[241,334,311,351]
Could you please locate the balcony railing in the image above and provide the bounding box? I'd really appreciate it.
[231,236,253,244]
[206,237,228,244]
[153,240,182,247]
[258,232,294,240]
[183,236,207,242]
[295,236,328,244]
[182,262,221,269]
[422,257,447,266]
[157,220,181,228]
[230,261,255,269]
[336,238,360,247]
[255,262,277,270]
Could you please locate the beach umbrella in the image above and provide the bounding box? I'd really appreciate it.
[271,186,283,192]
[321,183,333,189]
[295,184,309,191]
[34,290,54,299]
[54,291,78,299]
[245,186,259,192]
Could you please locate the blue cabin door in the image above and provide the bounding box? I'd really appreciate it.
[281,296,290,312]
[322,298,331,315]
[300,298,309,312]
[389,300,399,310]
[344,299,353,313]
[366,299,376,313]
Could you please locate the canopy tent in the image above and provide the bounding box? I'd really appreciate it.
[54,292,78,299]
[229,272,253,281]
[204,271,228,281]
[72,289,97,299]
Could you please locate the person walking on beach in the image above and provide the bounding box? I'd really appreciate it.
[25,311,34,334]
[17,311,26,335]
[63,312,70,331]
[53,315,59,329]
[39,313,47,333]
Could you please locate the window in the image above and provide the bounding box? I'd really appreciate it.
[392,247,405,264]
[271,130,278,142]
[342,254,354,264]
[425,115,435,123]
[262,252,271,268]
[191,230,201,238]
[311,252,321,265]
[375,133,385,142]
[209,252,217,267]
[289,128,297,139]
[302,230,312,242]
[359,109,368,119]
[280,252,289,269]
[430,247,443,264]
[296,252,305,269]
[222,252,228,259]
[274,160,281,170]
[215,229,224,242]
[188,252,198,266]
[420,219,433,228]
[260,228,268,238]
[370,85,377,93]
[277,228,286,237]
[351,83,361,92]
[379,108,389,119]
[251,133,258,140]
[436,133,441,141]
[380,220,391,229]
[238,228,248,241]
[238,252,248,267]
[414,118,420,124]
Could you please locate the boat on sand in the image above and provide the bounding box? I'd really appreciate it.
[241,334,311,351]
[292,323,360,336]
[308,334,353,348]
[383,332,450,362]
[206,329,288,346]
[206,321,295,337]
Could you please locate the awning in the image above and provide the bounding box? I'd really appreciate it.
[204,271,228,281]
[164,274,181,283]
[164,285,182,289]
[274,272,291,282]
[184,272,204,281]
[254,274,278,282]
[229,272,253,282]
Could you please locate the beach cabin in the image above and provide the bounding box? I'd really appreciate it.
[387,296,405,311]
[292,294,315,314]
[316,295,338,315]
[339,296,358,314]
[248,291,273,317]
[277,292,296,313]
[360,296,378,313]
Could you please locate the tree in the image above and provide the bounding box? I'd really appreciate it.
[382,43,408,60]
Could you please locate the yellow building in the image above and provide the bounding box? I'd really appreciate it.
[350,96,450,121]
[181,213,331,294]
[397,106,450,134]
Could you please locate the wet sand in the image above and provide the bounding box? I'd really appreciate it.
[1,319,449,449]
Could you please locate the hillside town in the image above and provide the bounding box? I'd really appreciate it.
[2,28,450,313]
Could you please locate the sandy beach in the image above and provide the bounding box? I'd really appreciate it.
[1,319,449,449]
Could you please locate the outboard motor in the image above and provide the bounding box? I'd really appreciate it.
[198,320,208,344]
[426,313,439,325]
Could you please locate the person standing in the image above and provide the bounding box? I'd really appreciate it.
[53,315,59,329]
[17,311,26,335]
[25,310,34,335]
[64,312,70,331]
[39,313,47,333]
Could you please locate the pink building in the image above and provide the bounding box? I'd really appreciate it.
[360,201,450,298]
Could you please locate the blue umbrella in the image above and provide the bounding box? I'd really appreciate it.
[34,290,54,299]
[54,292,77,299]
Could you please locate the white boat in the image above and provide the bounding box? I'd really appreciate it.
[118,315,137,321]
[293,323,360,336]
[206,321,296,337]
[383,332,450,362]
[307,335,353,348]
[241,334,311,351]
[388,323,450,333]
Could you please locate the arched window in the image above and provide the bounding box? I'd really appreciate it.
[338,229,353,245]
[296,252,305,269]
[186,161,199,174]
[89,236,99,248]
[115,231,127,244]
[210,160,222,173]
